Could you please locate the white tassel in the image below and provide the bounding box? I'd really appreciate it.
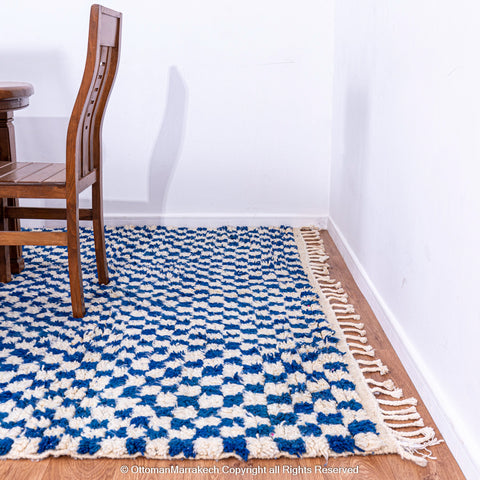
[345,335,368,344]
[350,348,375,357]
[325,294,348,303]
[318,281,337,287]
[346,342,373,352]
[378,397,418,406]
[366,378,395,389]
[332,305,356,314]
[383,412,421,421]
[381,406,417,416]
[357,359,384,367]
[385,419,424,428]
[317,279,335,285]
[370,386,403,398]
[361,365,389,375]
[341,327,367,336]
[336,314,361,321]
[394,427,436,439]
[322,285,344,293]
[338,322,365,329]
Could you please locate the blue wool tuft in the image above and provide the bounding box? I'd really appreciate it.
[115,409,133,420]
[348,419,378,436]
[0,438,14,456]
[168,438,195,458]
[130,416,150,428]
[195,426,220,438]
[323,361,348,372]
[326,435,356,454]
[77,438,101,455]
[275,438,306,457]
[126,438,146,455]
[299,424,323,436]
[223,437,248,461]
[338,399,363,411]
[146,428,168,439]
[38,436,60,454]
[171,418,195,430]
[224,394,243,407]
[330,379,356,391]
[312,389,336,402]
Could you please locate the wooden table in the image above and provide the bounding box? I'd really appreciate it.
[0,82,34,282]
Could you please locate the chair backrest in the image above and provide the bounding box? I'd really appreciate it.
[66,4,122,187]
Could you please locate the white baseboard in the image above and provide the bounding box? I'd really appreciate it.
[22,214,327,229]
[327,218,479,480]
[102,213,328,228]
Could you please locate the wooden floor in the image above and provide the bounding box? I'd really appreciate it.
[0,231,466,480]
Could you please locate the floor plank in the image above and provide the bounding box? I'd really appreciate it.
[41,457,123,480]
[0,230,467,480]
[0,458,51,480]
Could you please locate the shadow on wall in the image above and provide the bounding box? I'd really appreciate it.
[103,66,188,219]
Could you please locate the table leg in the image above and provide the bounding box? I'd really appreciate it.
[0,111,24,280]
[0,197,11,282]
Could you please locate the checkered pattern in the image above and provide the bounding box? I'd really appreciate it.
[0,226,380,459]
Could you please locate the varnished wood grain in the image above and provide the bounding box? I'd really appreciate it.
[5,207,93,221]
[0,230,466,480]
[0,458,50,480]
[0,82,34,101]
[0,231,68,246]
[0,184,66,199]
[41,457,118,480]
[0,83,34,110]
[0,162,63,184]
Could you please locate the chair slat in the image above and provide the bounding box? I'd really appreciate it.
[43,167,66,184]
[5,207,93,221]
[0,231,68,246]
[0,163,55,183]
[20,163,65,183]
[0,161,19,174]
[0,162,32,181]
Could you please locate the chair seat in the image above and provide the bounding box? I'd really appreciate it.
[0,161,65,185]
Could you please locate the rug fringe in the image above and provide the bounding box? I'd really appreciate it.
[296,226,443,467]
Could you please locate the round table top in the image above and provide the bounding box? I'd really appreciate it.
[0,82,34,101]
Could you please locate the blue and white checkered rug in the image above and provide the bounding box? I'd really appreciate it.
[0,226,438,464]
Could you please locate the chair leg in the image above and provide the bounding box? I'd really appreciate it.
[67,196,85,318]
[0,198,11,283]
[92,180,109,284]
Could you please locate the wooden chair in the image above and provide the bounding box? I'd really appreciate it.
[0,5,122,318]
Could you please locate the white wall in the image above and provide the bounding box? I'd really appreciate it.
[0,0,334,225]
[331,1,480,477]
